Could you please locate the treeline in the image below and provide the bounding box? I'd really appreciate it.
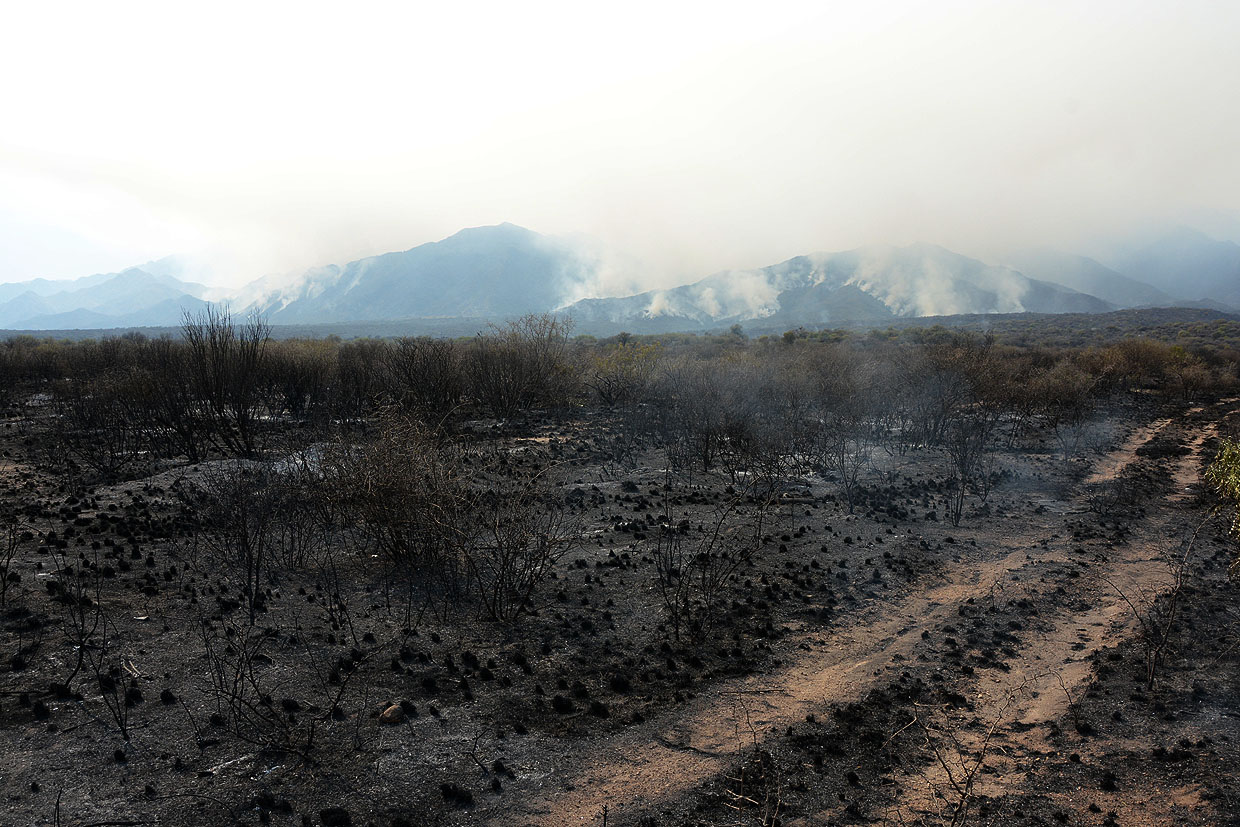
[0,309,1236,484]
[1,311,583,476]
[764,307,1240,353]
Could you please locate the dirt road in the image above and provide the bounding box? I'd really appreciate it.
[482,407,1225,826]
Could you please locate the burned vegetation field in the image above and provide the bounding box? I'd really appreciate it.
[2,312,1240,827]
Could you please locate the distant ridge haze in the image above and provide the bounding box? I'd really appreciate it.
[1105,227,1240,309]
[0,223,1236,333]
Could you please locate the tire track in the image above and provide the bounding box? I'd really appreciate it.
[481,408,1223,826]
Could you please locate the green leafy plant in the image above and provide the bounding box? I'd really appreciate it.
[1206,436,1240,574]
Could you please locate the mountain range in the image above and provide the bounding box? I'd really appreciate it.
[1,224,1237,333]
[0,257,213,330]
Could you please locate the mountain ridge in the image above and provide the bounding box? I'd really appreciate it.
[563,243,1113,331]
[2,223,1236,332]
[246,223,597,324]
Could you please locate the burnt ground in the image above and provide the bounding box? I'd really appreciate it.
[0,395,1237,827]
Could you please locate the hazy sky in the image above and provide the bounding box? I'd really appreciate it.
[2,1,1239,290]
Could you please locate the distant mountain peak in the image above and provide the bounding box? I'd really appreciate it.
[440,222,536,243]
[238,222,595,324]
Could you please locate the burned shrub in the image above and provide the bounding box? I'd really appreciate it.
[464,467,580,622]
[176,461,286,623]
[321,412,473,613]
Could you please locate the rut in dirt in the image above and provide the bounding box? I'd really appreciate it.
[846,409,1226,824]
[481,410,1223,826]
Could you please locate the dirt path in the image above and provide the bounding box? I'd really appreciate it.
[883,544,1171,821]
[495,547,1037,826]
[1082,406,1207,486]
[485,409,1223,826]
[1082,415,1176,484]
[985,413,1215,733]
[884,412,1223,824]
[1171,415,1212,501]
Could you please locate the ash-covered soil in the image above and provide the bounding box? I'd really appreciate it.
[0,397,1237,827]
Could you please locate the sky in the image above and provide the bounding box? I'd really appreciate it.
[2,1,1239,291]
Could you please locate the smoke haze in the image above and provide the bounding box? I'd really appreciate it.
[2,1,1238,287]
